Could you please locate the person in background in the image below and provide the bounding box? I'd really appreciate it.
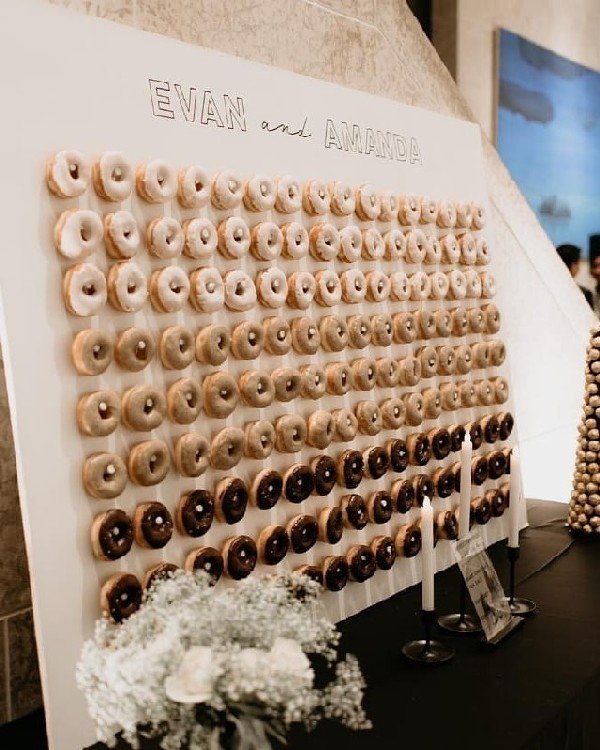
[589,252,600,315]
[556,244,594,309]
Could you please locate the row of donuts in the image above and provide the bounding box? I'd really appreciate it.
[55,207,490,268]
[47,150,486,229]
[71,305,503,376]
[99,481,508,623]
[62,256,497,317]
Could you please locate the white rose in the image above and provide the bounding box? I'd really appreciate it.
[269,638,312,681]
[165,646,217,704]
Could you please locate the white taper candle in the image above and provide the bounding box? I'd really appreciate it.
[459,434,473,539]
[508,447,521,548]
[421,496,435,611]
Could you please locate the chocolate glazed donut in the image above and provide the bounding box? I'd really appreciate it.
[223,536,257,580]
[410,474,434,506]
[428,427,452,460]
[144,562,178,590]
[449,424,467,452]
[392,479,415,513]
[499,482,510,508]
[471,496,492,525]
[91,509,133,561]
[322,556,349,591]
[386,438,408,473]
[341,494,368,529]
[177,490,214,537]
[486,489,507,517]
[466,421,484,450]
[432,467,455,499]
[451,461,461,492]
[318,506,343,544]
[436,510,459,540]
[487,450,507,480]
[371,535,396,570]
[367,491,393,524]
[101,573,142,623]
[295,565,323,585]
[215,478,248,524]
[363,446,390,479]
[310,455,337,496]
[395,524,422,557]
[185,546,224,583]
[258,525,289,565]
[498,412,514,441]
[471,456,489,486]
[481,415,500,444]
[284,464,315,503]
[250,469,282,510]
[502,447,512,472]
[337,450,364,489]
[407,433,432,466]
[133,502,173,549]
[347,545,377,582]
[287,514,319,553]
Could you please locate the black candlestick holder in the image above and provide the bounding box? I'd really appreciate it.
[402,609,455,664]
[503,546,536,616]
[438,578,482,634]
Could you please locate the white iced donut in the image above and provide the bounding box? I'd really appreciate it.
[446,269,467,300]
[46,150,90,198]
[398,196,421,225]
[455,202,473,229]
[314,270,342,307]
[147,217,184,259]
[189,267,225,312]
[223,270,257,311]
[338,225,362,263]
[217,217,250,259]
[379,191,398,221]
[361,228,385,260]
[464,268,482,299]
[182,218,218,259]
[475,238,490,265]
[405,229,427,263]
[303,180,330,215]
[329,180,355,216]
[107,261,147,312]
[243,174,276,212]
[390,271,410,301]
[471,202,486,230]
[250,222,283,261]
[355,183,380,220]
[287,271,316,309]
[275,175,302,213]
[440,233,460,264]
[54,210,103,260]
[420,198,439,224]
[429,271,450,300]
[104,211,140,259]
[177,165,210,208]
[211,170,243,209]
[309,223,340,261]
[459,234,477,265]
[149,266,190,312]
[437,200,457,228]
[281,222,309,259]
[409,271,431,301]
[256,268,288,308]
[365,271,391,303]
[92,152,133,202]
[136,160,177,203]
[384,229,406,261]
[481,271,497,298]
[63,263,106,316]
[341,269,367,304]
[424,236,442,265]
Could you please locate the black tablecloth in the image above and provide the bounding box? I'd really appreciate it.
[2,500,599,750]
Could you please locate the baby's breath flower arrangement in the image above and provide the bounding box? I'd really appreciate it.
[77,571,370,749]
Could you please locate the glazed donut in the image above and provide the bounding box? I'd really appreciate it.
[177,490,214,537]
[458,380,477,407]
[490,340,506,366]
[379,191,399,221]
[423,387,442,419]
[144,564,181,589]
[475,379,495,406]
[484,304,502,333]
[435,309,453,337]
[303,179,330,215]
[287,271,316,310]
[487,488,507,517]
[231,320,264,360]
[287,515,319,554]
[361,228,385,260]
[127,440,170,486]
[363,446,390,480]
[149,266,190,312]
[319,315,348,352]
[347,545,377,582]
[398,355,421,386]
[283,464,315,503]
[465,268,482,299]
[472,341,492,369]
[440,382,460,411]
[311,455,337,496]
[338,225,362,263]
[398,196,421,225]
[184,547,224,583]
[189,267,225,312]
[238,370,274,408]
[100,573,142,623]
[115,327,155,371]
[210,427,245,470]
[136,160,177,203]
[202,372,239,418]
[428,426,451,460]
[340,492,368,528]
[403,392,424,426]
[299,364,327,400]
[217,216,250,259]
[91,509,133,561]
[409,271,431,301]
[325,361,352,395]
[133,502,173,549]
[307,410,335,449]
[437,200,457,228]
[167,378,202,424]
[104,211,140,259]
[244,420,276,459]
[332,409,359,442]
[250,222,283,261]
[250,469,282,510]
[122,384,166,431]
[467,420,484,449]
[351,357,377,391]
[107,261,147,313]
[196,325,230,365]
[291,317,321,354]
[446,269,467,300]
[72,329,114,376]
[437,345,456,375]
[498,411,514,440]
[390,271,410,301]
[481,415,501,444]
[440,233,460,264]
[146,216,184,259]
[449,424,467,452]
[488,450,507,480]
[318,506,343,544]
[63,263,107,316]
[420,198,439,224]
[459,234,477,265]
[365,270,391,303]
[223,536,257,580]
[432,468,455,500]
[372,535,396,570]
[46,150,90,197]
[387,438,409,473]
[173,433,210,477]
[371,314,393,346]
[471,452,489,487]
[275,175,302,213]
[424,237,442,265]
[322,557,349,591]
[481,272,497,298]
[452,309,469,338]
[280,222,309,261]
[436,509,458,539]
[407,433,432,467]
[355,400,382,436]
[455,347,471,379]
[177,165,210,208]
[471,202,486,230]
[272,367,302,402]
[405,229,427,263]
[417,310,437,340]
[77,390,120,437]
[410,474,434,507]
[476,238,490,265]
[275,414,306,453]
[54,210,103,260]
[492,376,509,404]
[467,307,486,334]
[392,481,416,514]
[455,202,473,229]
[243,174,276,211]
[329,180,355,215]
[258,525,289,565]
[429,271,450,299]
[263,316,291,355]
[384,229,407,261]
[223,270,256,311]
[355,183,380,220]
[256,267,288,308]
[309,223,340,262]
[418,346,439,378]
[381,398,405,429]
[376,357,400,388]
[211,170,243,209]
[347,315,372,349]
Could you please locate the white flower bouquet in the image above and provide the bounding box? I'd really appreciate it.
[77,571,370,749]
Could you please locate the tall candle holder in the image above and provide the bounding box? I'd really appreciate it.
[402,609,455,664]
[438,578,482,634]
[503,546,536,615]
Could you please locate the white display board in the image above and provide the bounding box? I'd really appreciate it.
[0,3,520,749]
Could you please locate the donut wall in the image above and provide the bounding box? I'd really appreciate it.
[0,3,521,749]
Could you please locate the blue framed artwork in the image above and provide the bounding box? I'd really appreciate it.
[497,29,600,256]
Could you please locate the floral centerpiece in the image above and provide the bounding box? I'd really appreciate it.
[77,571,370,749]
